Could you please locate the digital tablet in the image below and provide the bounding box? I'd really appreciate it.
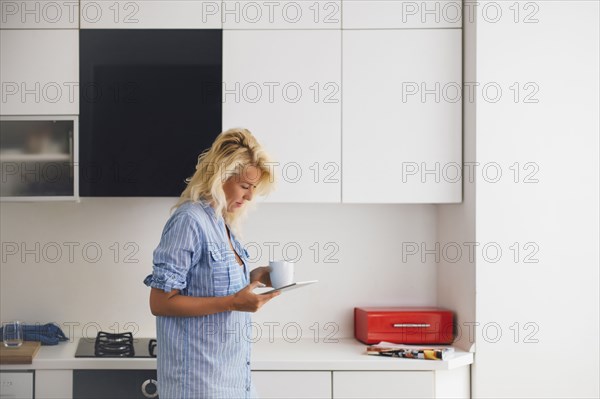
[260,280,319,294]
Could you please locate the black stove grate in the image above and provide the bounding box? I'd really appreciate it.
[94,331,135,357]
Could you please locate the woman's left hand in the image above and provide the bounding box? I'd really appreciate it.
[250,266,272,287]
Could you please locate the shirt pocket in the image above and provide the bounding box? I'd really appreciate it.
[209,247,231,297]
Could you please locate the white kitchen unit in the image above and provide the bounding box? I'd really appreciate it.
[0,371,34,399]
[333,368,469,398]
[333,371,433,398]
[0,339,473,398]
[253,369,470,398]
[222,0,341,29]
[252,339,471,398]
[222,30,342,203]
[0,0,79,29]
[342,0,462,29]
[35,370,72,399]
[252,371,331,399]
[79,0,221,29]
[342,29,462,203]
[0,30,78,115]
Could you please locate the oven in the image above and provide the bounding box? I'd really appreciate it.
[73,332,158,399]
[73,370,158,399]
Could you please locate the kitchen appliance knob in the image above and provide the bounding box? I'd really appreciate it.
[141,379,158,398]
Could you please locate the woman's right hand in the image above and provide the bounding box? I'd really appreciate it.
[231,281,280,312]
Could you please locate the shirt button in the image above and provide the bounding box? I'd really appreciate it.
[247,361,250,365]
[246,387,250,391]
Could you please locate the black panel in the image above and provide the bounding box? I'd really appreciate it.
[73,370,158,399]
[79,30,222,196]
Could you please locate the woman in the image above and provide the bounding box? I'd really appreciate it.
[143,128,280,398]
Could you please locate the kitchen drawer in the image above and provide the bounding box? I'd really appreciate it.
[333,371,434,399]
[0,371,34,399]
[73,370,157,399]
[252,371,331,399]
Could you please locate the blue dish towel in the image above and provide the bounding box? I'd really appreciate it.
[0,323,69,345]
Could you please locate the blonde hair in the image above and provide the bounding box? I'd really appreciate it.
[173,128,275,231]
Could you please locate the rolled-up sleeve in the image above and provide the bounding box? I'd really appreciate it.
[143,211,203,293]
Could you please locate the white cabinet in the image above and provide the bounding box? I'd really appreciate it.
[0,0,79,29]
[342,29,462,203]
[79,0,221,29]
[35,370,73,399]
[0,371,34,398]
[342,0,462,29]
[333,369,470,398]
[222,0,341,29]
[0,30,78,115]
[223,30,341,203]
[333,371,434,398]
[252,371,331,399]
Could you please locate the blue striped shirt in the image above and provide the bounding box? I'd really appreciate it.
[144,200,256,398]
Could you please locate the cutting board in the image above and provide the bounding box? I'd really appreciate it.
[0,341,41,364]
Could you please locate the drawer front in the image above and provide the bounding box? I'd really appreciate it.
[0,371,34,399]
[73,370,158,399]
[333,371,434,399]
[252,371,331,399]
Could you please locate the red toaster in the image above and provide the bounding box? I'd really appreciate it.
[354,307,455,345]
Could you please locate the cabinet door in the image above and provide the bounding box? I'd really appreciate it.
[333,371,434,399]
[0,116,78,200]
[0,30,78,115]
[342,0,462,29]
[79,0,221,29]
[35,370,73,399]
[342,29,462,203]
[0,371,34,399]
[222,0,341,29]
[252,371,331,399]
[0,0,79,28]
[223,30,341,203]
[78,29,222,197]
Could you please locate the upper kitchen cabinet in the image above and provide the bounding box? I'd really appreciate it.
[342,0,462,29]
[0,30,78,115]
[342,29,462,203]
[79,29,222,196]
[222,0,341,29]
[79,0,221,29]
[0,116,78,200]
[0,0,79,29]
[223,30,341,203]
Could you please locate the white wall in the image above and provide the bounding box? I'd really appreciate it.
[0,200,438,341]
[474,1,599,398]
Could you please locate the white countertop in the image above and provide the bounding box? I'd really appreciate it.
[0,338,473,371]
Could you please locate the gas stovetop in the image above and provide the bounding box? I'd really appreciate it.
[74,332,157,358]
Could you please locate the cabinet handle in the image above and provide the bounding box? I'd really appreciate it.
[393,323,431,328]
[141,379,158,398]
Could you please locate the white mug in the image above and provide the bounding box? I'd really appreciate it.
[269,260,294,288]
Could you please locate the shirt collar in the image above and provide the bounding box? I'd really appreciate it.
[197,198,226,226]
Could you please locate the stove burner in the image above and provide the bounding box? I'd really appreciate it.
[94,331,135,357]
